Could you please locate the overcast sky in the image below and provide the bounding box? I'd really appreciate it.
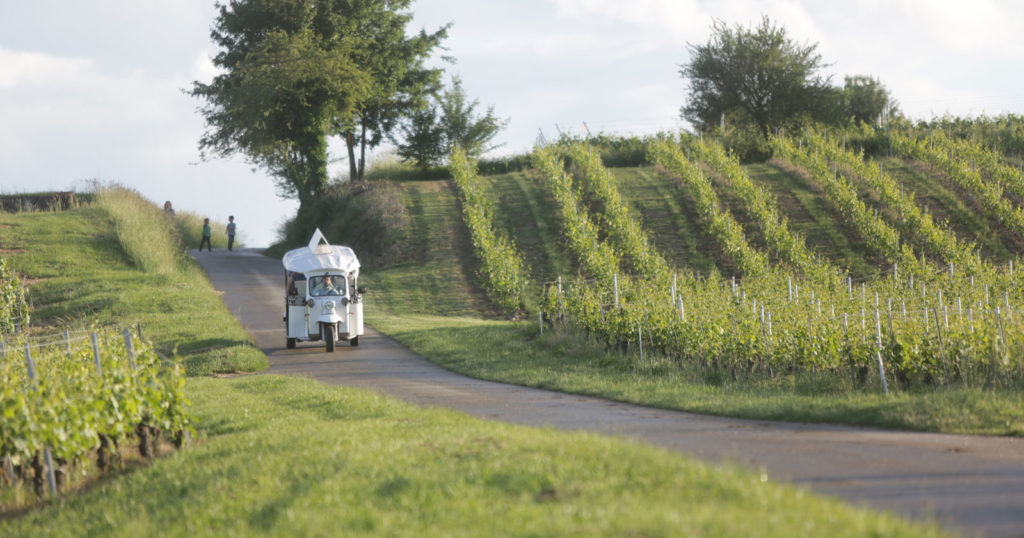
[2,1,1022,246]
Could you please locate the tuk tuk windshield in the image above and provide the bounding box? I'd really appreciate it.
[308,275,346,297]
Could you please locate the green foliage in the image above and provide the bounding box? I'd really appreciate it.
[908,114,1024,158]
[190,0,448,200]
[563,142,672,283]
[771,133,927,277]
[394,104,446,170]
[649,137,770,277]
[892,126,1024,237]
[191,6,370,207]
[437,76,508,158]
[273,180,411,268]
[686,135,838,282]
[681,16,832,139]
[803,128,979,270]
[842,75,898,126]
[0,257,28,333]
[396,76,508,169]
[449,147,531,315]
[477,153,532,175]
[0,329,193,483]
[339,1,449,181]
[93,185,190,276]
[531,146,621,287]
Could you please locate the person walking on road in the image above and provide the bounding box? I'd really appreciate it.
[226,215,236,251]
[200,218,213,252]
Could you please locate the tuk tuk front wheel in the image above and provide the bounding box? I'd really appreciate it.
[324,324,336,352]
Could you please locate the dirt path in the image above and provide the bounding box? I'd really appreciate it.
[195,248,1024,538]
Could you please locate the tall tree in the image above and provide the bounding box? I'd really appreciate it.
[190,1,368,208]
[394,76,507,169]
[338,2,449,182]
[190,0,447,206]
[680,16,832,139]
[437,76,508,159]
[843,75,897,125]
[394,104,445,170]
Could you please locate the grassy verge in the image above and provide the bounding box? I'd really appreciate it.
[365,312,1024,436]
[1,375,945,537]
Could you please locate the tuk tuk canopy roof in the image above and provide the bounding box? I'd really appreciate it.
[282,228,360,277]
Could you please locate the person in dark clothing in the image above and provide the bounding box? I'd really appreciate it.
[226,215,236,251]
[200,218,212,252]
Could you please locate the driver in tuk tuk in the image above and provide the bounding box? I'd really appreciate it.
[312,275,342,296]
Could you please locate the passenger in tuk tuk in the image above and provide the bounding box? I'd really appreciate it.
[287,271,305,296]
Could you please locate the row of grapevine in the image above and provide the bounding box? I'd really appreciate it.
[1,328,192,497]
[648,138,770,277]
[448,147,530,315]
[685,136,838,283]
[563,142,673,284]
[893,129,1024,237]
[531,145,622,287]
[771,134,927,277]
[0,258,29,334]
[806,129,981,271]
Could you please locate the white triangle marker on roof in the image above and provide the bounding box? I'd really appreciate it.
[308,228,330,254]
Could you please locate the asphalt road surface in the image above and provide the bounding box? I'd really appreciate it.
[195,248,1024,538]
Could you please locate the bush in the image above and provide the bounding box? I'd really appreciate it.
[273,180,411,268]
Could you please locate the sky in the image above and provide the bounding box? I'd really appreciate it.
[2,0,1023,246]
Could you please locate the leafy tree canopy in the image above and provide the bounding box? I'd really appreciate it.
[395,76,507,170]
[680,16,833,139]
[190,0,447,207]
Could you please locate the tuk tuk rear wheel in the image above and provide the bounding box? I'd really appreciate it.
[286,338,296,349]
[350,336,359,347]
[324,324,336,352]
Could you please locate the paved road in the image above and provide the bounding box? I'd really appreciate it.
[195,248,1024,538]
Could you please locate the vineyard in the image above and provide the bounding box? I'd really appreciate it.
[450,124,1024,393]
[0,324,193,499]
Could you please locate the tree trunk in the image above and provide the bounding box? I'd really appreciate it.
[358,123,368,181]
[346,131,358,182]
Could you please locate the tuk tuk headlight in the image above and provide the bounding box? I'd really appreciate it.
[306,299,315,308]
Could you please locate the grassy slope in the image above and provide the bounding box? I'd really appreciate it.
[366,180,495,317]
[1,205,266,375]
[0,196,944,536]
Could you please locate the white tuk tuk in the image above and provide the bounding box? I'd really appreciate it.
[282,229,365,351]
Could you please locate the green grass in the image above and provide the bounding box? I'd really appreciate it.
[366,180,495,317]
[0,375,946,537]
[486,170,575,284]
[614,167,721,274]
[2,191,266,375]
[367,313,1024,436]
[748,162,880,278]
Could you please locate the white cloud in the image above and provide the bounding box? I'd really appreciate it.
[0,47,92,89]
[551,0,705,41]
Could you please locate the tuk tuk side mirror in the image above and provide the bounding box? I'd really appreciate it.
[357,286,366,294]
